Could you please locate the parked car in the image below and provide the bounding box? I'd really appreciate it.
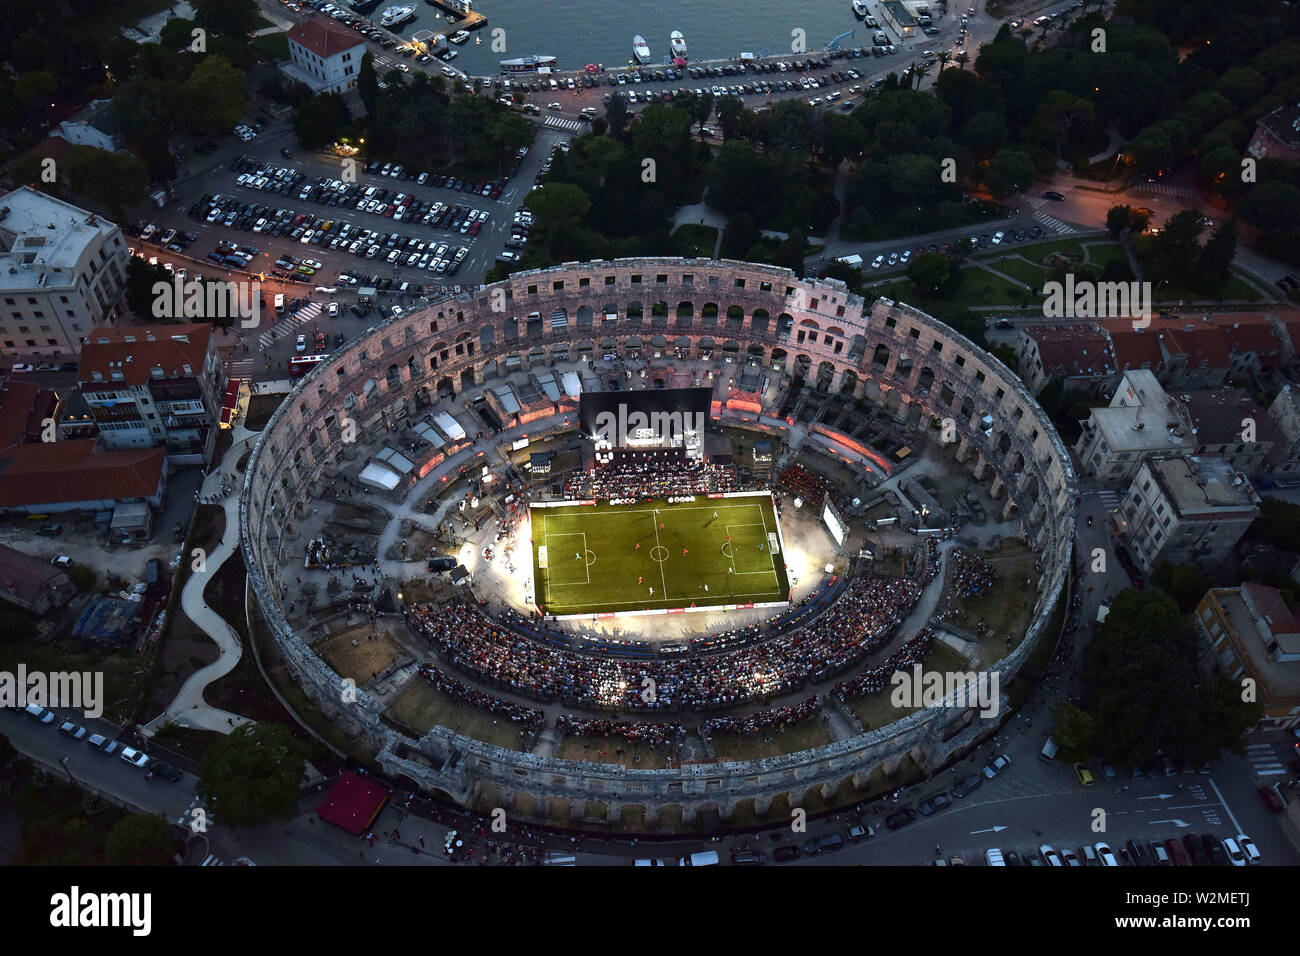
[149,760,183,782]
[918,793,952,816]
[773,845,801,862]
[885,807,917,829]
[57,720,87,740]
[119,747,150,770]
[86,733,119,756]
[951,774,982,798]
[1235,834,1261,865]
[24,703,55,723]
[1094,842,1119,867]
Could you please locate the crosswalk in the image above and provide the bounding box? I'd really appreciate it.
[1096,490,1121,508]
[201,854,225,867]
[1032,211,1084,235]
[1245,742,1288,777]
[258,303,322,349]
[543,116,584,132]
[227,358,256,380]
[1134,182,1195,200]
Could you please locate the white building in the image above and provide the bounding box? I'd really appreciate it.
[0,187,129,362]
[285,16,365,94]
[1115,456,1261,575]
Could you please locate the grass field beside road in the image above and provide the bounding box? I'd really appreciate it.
[531,497,790,615]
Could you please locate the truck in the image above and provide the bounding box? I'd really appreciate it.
[835,254,864,268]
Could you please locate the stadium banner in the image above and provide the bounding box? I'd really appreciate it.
[537,546,548,570]
[550,599,788,622]
[530,499,597,509]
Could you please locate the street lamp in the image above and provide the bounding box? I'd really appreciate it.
[59,755,74,783]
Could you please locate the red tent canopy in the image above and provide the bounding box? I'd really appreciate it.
[316,770,389,835]
[219,377,241,428]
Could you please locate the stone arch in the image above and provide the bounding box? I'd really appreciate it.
[436,376,455,398]
[747,343,765,364]
[839,368,859,395]
[751,308,770,337]
[651,300,669,319]
[917,366,935,396]
[479,325,495,348]
[674,335,691,354]
[626,301,643,321]
[816,360,835,390]
[722,339,740,358]
[460,368,476,391]
[872,344,890,368]
[601,302,619,324]
[771,347,788,371]
[676,300,694,318]
[576,305,594,328]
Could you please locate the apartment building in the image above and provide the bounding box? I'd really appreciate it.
[1115,456,1261,574]
[286,16,365,94]
[76,324,223,463]
[1195,583,1300,730]
[0,187,129,361]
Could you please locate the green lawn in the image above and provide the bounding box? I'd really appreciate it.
[531,497,790,615]
[673,223,719,258]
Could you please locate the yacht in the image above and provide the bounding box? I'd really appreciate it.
[852,0,868,17]
[449,29,471,44]
[501,55,559,75]
[670,30,687,58]
[632,35,651,64]
[379,4,416,28]
[382,8,416,28]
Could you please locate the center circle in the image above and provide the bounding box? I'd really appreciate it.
[648,546,669,563]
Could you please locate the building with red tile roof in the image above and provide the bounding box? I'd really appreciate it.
[77,324,222,462]
[286,16,365,94]
[0,380,166,515]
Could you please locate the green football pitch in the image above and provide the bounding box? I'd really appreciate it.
[530,497,791,616]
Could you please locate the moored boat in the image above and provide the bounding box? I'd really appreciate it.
[670,30,687,58]
[632,35,651,64]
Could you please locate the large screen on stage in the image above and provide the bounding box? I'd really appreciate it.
[822,502,846,546]
[579,388,711,448]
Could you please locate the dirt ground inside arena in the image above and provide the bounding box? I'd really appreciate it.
[387,679,529,752]
[556,737,675,770]
[318,623,407,685]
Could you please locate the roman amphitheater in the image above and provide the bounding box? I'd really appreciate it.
[239,257,1076,830]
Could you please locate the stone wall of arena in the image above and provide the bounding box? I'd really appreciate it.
[239,257,1076,825]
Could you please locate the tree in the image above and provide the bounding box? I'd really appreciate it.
[1238,181,1300,235]
[604,91,630,138]
[1080,588,1258,763]
[688,91,714,139]
[196,723,303,828]
[715,94,745,139]
[192,0,259,37]
[1151,561,1213,613]
[1197,218,1238,280]
[125,257,173,317]
[528,182,592,232]
[955,51,970,70]
[292,92,352,150]
[1106,204,1132,239]
[62,147,148,218]
[772,228,806,275]
[1051,700,1097,762]
[1150,209,1205,283]
[908,252,953,293]
[179,56,249,134]
[983,148,1034,200]
[358,51,379,111]
[105,813,175,866]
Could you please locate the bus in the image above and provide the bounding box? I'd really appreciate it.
[288,354,328,378]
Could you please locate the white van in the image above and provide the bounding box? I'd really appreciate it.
[1039,736,1059,762]
[984,848,1006,866]
[679,850,720,867]
[274,294,285,314]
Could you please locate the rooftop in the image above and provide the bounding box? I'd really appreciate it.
[1023,322,1116,379]
[1257,103,1300,150]
[1148,455,1260,515]
[1181,388,1280,447]
[78,324,212,388]
[287,16,366,59]
[0,186,119,289]
[0,543,68,607]
[1206,585,1300,703]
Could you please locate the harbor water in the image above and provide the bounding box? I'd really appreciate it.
[393,0,880,73]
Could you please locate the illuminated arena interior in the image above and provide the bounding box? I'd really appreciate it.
[240,258,1075,829]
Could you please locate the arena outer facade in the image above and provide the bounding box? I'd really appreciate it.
[240,257,1076,827]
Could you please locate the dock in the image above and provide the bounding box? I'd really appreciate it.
[370,0,486,50]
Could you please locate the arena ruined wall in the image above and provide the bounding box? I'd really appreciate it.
[240,257,1075,824]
